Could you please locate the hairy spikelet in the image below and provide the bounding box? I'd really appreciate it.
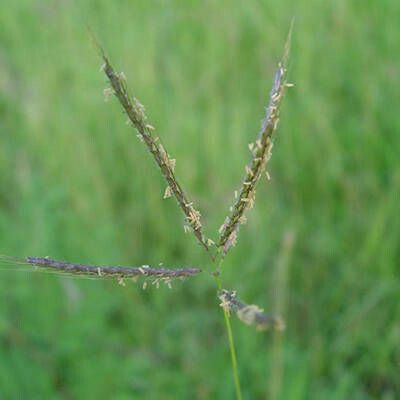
[218,289,285,331]
[218,30,293,254]
[101,55,211,253]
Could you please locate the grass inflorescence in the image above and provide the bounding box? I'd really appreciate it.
[2,25,292,400]
[97,25,293,400]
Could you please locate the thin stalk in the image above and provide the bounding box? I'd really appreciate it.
[215,263,243,400]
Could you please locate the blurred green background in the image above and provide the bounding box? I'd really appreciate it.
[0,1,399,399]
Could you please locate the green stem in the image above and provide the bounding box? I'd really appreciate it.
[215,271,243,400]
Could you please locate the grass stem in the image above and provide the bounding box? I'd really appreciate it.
[215,271,243,400]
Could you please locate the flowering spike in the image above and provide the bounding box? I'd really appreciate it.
[101,55,212,255]
[217,32,292,254]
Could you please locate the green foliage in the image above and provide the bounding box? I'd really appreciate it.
[0,1,399,398]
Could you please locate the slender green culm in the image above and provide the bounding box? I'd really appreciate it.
[215,273,243,400]
[223,302,243,400]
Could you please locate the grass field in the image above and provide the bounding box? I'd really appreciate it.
[0,1,399,399]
